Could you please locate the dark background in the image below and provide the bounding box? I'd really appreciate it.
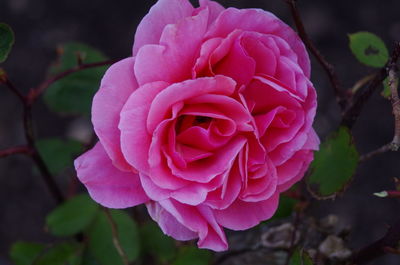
[1,0,400,264]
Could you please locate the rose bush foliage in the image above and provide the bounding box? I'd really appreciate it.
[75,0,319,251]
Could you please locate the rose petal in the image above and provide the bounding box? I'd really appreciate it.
[74,143,149,208]
[132,0,194,55]
[146,201,197,240]
[206,8,310,77]
[147,76,236,133]
[135,8,209,85]
[214,192,279,230]
[119,81,170,174]
[159,199,228,251]
[92,57,137,171]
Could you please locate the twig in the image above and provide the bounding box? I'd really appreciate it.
[351,219,400,264]
[103,208,130,265]
[29,59,118,103]
[388,59,400,151]
[359,144,391,162]
[0,69,26,104]
[0,146,32,158]
[284,0,347,110]
[342,43,400,129]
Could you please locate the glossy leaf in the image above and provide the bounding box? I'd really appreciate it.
[88,210,140,265]
[44,42,109,115]
[307,127,359,198]
[289,249,314,265]
[349,32,388,68]
[172,246,212,265]
[46,194,99,236]
[10,242,45,265]
[35,242,80,265]
[0,23,14,63]
[139,222,177,262]
[36,138,83,175]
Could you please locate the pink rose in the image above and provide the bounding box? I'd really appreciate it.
[75,0,319,251]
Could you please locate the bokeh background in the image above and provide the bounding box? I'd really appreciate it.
[1,0,400,264]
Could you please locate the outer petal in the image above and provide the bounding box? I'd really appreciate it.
[159,199,228,251]
[199,0,225,25]
[206,8,311,77]
[134,8,209,85]
[132,0,194,55]
[146,201,197,240]
[92,57,137,171]
[214,192,279,230]
[74,143,149,208]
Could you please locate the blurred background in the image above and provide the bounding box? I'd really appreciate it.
[1,0,400,264]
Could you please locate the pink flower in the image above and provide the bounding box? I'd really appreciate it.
[75,0,319,251]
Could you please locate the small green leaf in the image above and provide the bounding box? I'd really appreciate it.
[0,23,14,63]
[88,210,140,265]
[35,242,80,265]
[36,138,83,175]
[349,32,389,68]
[44,42,108,115]
[172,246,212,265]
[46,194,100,236]
[10,242,45,265]
[289,249,314,265]
[139,222,177,262]
[307,127,359,198]
[381,76,398,98]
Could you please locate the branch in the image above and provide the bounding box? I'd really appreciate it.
[0,69,26,104]
[103,208,130,265]
[351,219,400,264]
[388,59,400,151]
[0,146,32,158]
[342,43,400,129]
[284,0,347,110]
[359,144,391,162]
[29,59,118,103]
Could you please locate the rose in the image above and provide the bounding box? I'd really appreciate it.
[75,0,319,251]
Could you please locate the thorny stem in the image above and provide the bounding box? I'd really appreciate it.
[284,0,347,110]
[357,43,400,162]
[0,146,32,158]
[103,208,130,265]
[29,59,119,103]
[341,43,400,129]
[0,59,116,204]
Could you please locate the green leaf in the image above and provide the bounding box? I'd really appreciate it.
[381,76,398,98]
[270,195,297,221]
[172,246,212,265]
[139,222,177,262]
[0,23,14,63]
[88,210,140,265]
[46,194,100,237]
[349,32,389,68]
[10,241,45,265]
[44,42,109,115]
[35,242,80,265]
[36,138,83,175]
[289,249,314,265]
[307,127,359,198]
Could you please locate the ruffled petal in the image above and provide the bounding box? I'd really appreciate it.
[92,57,137,171]
[214,192,279,230]
[75,143,149,208]
[135,8,209,85]
[119,81,170,174]
[132,0,194,55]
